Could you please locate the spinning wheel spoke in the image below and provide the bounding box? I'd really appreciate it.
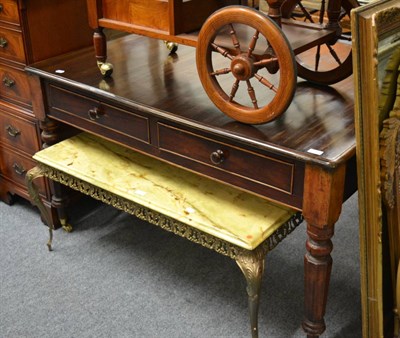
[338,10,348,21]
[326,44,343,66]
[229,24,241,53]
[247,30,260,58]
[229,79,240,102]
[314,44,321,71]
[253,57,279,67]
[298,2,315,23]
[246,80,259,109]
[286,0,358,85]
[319,0,326,24]
[254,73,278,93]
[210,68,232,76]
[211,43,234,60]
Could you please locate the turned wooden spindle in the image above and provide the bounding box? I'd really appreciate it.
[93,28,107,64]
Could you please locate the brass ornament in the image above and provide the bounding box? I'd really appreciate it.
[27,163,303,259]
[380,112,400,209]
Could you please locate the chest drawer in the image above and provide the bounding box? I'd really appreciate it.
[157,123,296,196]
[0,145,46,195]
[0,26,24,64]
[0,0,20,26]
[0,109,39,154]
[47,85,150,144]
[0,63,31,106]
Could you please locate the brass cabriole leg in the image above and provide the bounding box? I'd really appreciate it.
[50,180,73,233]
[25,166,54,251]
[235,247,266,338]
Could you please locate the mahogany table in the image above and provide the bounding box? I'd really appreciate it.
[26,33,357,337]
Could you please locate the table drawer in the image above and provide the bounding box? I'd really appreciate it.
[157,123,295,195]
[0,109,39,154]
[0,26,24,64]
[0,146,46,195]
[0,0,20,26]
[0,63,31,106]
[48,85,150,144]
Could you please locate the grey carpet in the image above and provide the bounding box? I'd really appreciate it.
[0,192,361,337]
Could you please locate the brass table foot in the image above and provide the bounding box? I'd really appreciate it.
[26,166,54,251]
[47,227,53,252]
[97,61,113,77]
[60,218,73,233]
[235,247,266,338]
[164,41,178,54]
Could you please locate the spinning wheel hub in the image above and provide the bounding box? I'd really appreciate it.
[231,55,255,81]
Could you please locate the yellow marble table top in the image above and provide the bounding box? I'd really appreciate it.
[33,133,296,250]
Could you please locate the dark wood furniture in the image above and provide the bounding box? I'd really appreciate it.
[27,34,357,337]
[86,0,356,124]
[0,0,92,226]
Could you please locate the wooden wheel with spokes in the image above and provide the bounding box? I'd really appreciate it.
[282,0,358,85]
[196,6,297,125]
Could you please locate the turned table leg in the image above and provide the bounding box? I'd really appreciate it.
[302,163,346,337]
[39,118,73,232]
[303,224,334,336]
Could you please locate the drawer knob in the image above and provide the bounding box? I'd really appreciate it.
[5,124,20,137]
[0,5,3,13]
[88,107,103,121]
[12,163,26,176]
[0,37,7,48]
[3,77,15,88]
[210,149,225,165]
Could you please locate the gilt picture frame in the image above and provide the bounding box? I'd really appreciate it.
[352,0,400,337]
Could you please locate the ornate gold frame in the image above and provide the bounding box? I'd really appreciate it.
[352,1,400,336]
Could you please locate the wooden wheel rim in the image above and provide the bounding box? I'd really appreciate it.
[283,0,358,85]
[196,6,297,125]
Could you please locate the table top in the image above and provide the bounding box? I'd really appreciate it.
[27,33,356,169]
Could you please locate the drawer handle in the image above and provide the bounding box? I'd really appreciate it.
[5,124,20,137]
[0,4,3,13]
[3,77,15,88]
[210,149,225,165]
[13,163,26,176]
[0,37,7,48]
[88,107,103,121]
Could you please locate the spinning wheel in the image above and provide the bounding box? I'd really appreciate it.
[282,0,358,85]
[196,6,297,125]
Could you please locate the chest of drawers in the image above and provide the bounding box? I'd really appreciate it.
[0,0,92,226]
